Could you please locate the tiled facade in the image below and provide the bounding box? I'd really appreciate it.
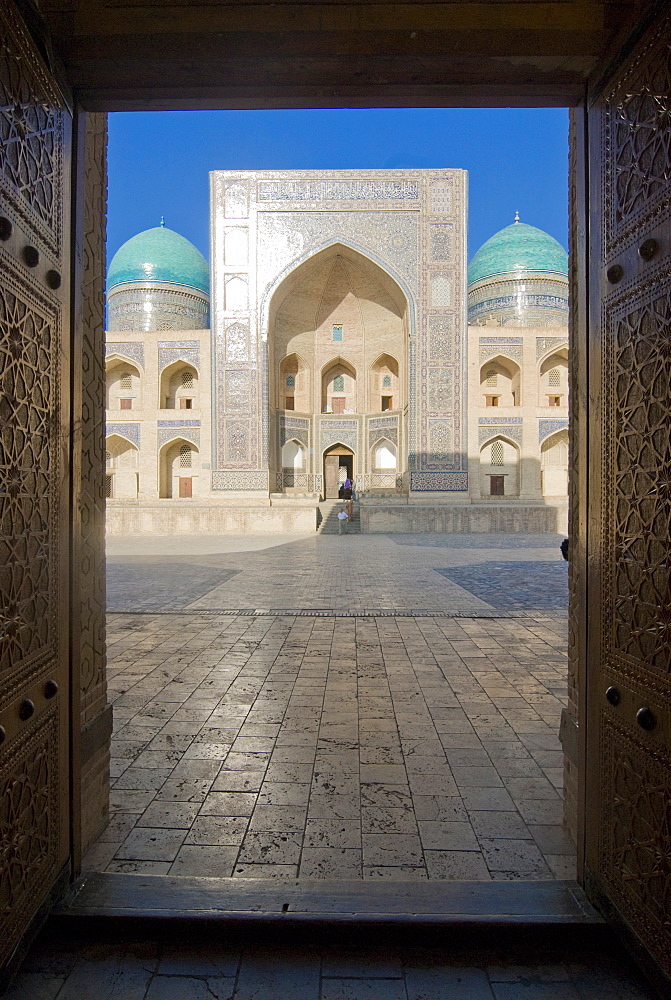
[105,172,568,533]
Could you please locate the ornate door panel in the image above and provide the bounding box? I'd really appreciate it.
[585,10,671,976]
[0,0,72,966]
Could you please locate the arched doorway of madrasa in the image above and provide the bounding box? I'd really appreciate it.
[265,242,410,499]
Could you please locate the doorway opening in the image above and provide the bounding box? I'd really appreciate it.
[323,443,354,499]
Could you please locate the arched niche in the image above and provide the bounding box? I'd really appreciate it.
[539,348,569,406]
[105,433,138,499]
[480,355,521,407]
[159,360,199,410]
[370,354,400,412]
[479,434,520,497]
[265,242,410,419]
[159,437,200,499]
[541,428,569,495]
[282,439,306,471]
[321,358,357,413]
[279,353,309,412]
[372,438,397,471]
[106,358,141,411]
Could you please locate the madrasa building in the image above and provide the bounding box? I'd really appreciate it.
[104,170,569,534]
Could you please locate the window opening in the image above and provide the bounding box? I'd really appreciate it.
[548,368,560,386]
[332,325,343,342]
[105,475,113,498]
[182,371,194,389]
[285,397,295,410]
[333,374,345,392]
[491,441,504,465]
[119,372,132,389]
[381,396,393,411]
[120,398,132,409]
[382,374,391,388]
[179,444,192,468]
[332,397,345,414]
[105,450,112,465]
[489,475,505,496]
[485,395,499,407]
[548,395,561,407]
[286,374,295,387]
[179,398,193,409]
[485,369,498,387]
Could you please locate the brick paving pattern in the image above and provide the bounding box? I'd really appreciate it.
[7,935,657,1000]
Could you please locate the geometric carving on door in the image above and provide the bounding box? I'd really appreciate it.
[0,3,64,254]
[78,114,107,704]
[0,712,59,939]
[601,714,671,969]
[0,269,58,689]
[606,289,671,678]
[604,14,671,256]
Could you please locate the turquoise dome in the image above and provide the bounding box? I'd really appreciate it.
[468,222,568,286]
[108,226,209,294]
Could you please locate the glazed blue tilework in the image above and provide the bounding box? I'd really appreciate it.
[479,337,523,344]
[108,226,209,293]
[157,427,200,449]
[539,419,568,442]
[410,472,468,491]
[468,222,568,285]
[478,417,523,424]
[158,420,201,427]
[106,422,140,447]
[105,342,145,367]
[211,470,268,490]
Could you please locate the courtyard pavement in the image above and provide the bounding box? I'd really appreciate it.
[88,533,573,881]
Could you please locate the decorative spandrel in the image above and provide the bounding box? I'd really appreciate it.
[0,265,58,683]
[0,2,64,257]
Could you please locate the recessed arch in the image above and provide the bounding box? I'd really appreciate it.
[479,354,521,407]
[105,433,139,498]
[158,436,200,498]
[105,358,141,410]
[371,437,397,471]
[479,434,520,497]
[262,238,415,341]
[539,349,569,406]
[278,352,309,411]
[541,428,569,497]
[370,353,400,411]
[159,359,200,410]
[321,357,357,412]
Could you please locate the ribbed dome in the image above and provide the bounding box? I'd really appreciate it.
[468,221,568,286]
[108,226,209,294]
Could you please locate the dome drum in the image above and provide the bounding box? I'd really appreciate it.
[468,221,568,328]
[107,282,209,332]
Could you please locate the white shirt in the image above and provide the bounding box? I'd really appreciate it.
[337,511,348,520]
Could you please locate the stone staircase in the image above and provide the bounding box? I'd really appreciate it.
[317,499,361,534]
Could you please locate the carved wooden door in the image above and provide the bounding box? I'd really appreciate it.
[324,455,339,498]
[585,9,671,976]
[0,0,72,966]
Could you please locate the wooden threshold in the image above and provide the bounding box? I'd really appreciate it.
[55,874,605,938]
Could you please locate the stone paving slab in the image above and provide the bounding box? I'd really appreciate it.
[92,607,573,881]
[106,532,567,612]
[6,934,657,1000]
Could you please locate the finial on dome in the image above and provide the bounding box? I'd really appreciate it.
[514,211,520,223]
[160,216,165,227]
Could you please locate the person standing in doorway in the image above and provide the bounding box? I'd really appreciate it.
[337,506,348,535]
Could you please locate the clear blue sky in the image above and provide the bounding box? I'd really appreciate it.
[108,108,568,267]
